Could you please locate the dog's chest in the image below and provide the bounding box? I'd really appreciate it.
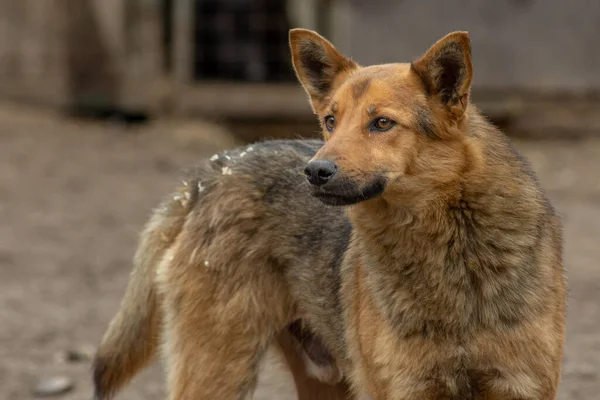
[342,262,464,399]
[340,257,547,400]
[340,259,471,399]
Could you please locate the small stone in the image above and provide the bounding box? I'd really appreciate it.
[247,146,254,152]
[225,155,231,160]
[221,166,233,175]
[204,260,210,267]
[210,154,219,161]
[240,152,247,158]
[33,376,74,397]
[197,182,205,193]
[54,347,94,364]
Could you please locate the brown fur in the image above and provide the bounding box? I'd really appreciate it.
[296,29,566,399]
[92,185,192,398]
[94,143,353,400]
[93,29,566,400]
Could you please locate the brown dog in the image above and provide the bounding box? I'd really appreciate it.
[94,29,566,399]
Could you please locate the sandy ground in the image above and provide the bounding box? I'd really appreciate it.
[0,102,598,400]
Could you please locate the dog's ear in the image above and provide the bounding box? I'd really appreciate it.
[411,31,473,120]
[289,29,358,111]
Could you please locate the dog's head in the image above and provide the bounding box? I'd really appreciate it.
[290,29,477,207]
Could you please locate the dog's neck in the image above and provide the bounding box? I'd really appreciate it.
[345,127,548,338]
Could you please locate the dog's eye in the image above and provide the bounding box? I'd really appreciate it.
[371,117,395,132]
[324,116,336,132]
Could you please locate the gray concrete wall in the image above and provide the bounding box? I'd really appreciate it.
[331,0,600,93]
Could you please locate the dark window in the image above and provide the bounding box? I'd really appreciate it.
[192,0,296,82]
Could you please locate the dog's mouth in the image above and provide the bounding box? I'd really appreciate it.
[311,176,387,206]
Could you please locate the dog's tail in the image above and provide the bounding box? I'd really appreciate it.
[93,189,194,400]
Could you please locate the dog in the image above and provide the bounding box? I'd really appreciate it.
[93,29,567,399]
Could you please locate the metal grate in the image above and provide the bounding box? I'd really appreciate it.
[193,0,296,83]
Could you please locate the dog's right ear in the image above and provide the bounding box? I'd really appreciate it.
[289,29,358,111]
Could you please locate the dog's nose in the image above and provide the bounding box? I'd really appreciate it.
[304,160,337,186]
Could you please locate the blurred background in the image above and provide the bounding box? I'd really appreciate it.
[0,0,599,399]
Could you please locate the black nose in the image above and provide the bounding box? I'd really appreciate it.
[304,160,337,186]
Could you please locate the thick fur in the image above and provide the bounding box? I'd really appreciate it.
[93,139,353,400]
[94,30,566,400]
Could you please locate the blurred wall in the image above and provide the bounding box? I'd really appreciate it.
[1,0,599,125]
[0,1,69,106]
[0,0,162,112]
[332,0,600,94]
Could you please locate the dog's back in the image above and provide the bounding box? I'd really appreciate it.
[93,139,353,399]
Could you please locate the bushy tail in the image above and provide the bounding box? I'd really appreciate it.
[93,191,194,400]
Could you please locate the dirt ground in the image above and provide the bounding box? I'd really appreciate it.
[0,101,598,400]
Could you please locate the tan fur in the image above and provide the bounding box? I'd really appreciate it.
[93,185,191,398]
[94,29,566,400]
[94,179,351,400]
[292,29,566,399]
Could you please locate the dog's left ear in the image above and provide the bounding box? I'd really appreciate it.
[290,29,358,111]
[411,31,473,120]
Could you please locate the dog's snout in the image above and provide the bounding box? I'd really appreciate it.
[304,160,337,186]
